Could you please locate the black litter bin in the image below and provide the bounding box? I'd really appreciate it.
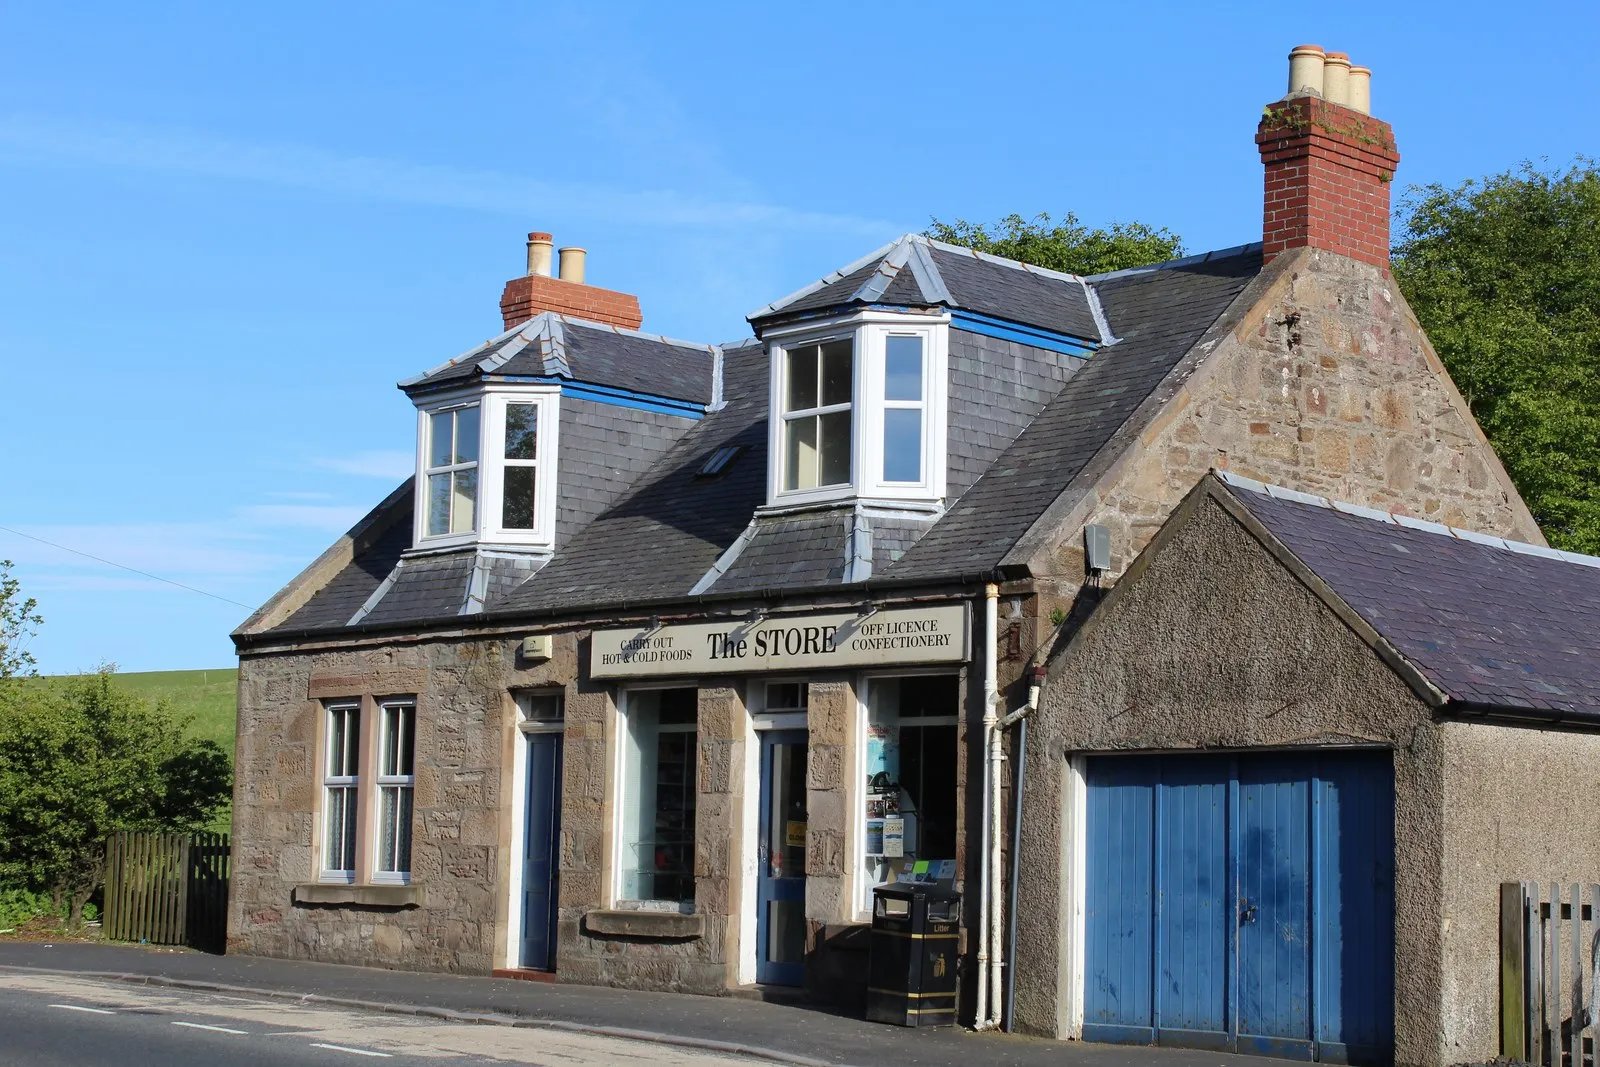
[866,882,960,1027]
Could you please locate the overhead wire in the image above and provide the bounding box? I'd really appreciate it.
[0,524,254,609]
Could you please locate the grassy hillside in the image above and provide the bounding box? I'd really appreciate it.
[109,668,238,758]
[27,667,238,834]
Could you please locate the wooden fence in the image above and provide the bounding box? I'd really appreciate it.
[1502,881,1600,1066]
[103,831,230,953]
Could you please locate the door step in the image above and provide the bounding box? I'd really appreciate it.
[492,968,558,983]
[728,983,809,1004]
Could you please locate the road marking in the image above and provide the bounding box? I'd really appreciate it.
[309,1043,393,1058]
[173,1020,249,1034]
[48,1003,115,1014]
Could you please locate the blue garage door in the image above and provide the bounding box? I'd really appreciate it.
[1084,752,1394,1064]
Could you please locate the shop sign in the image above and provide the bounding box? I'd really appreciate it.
[590,603,969,679]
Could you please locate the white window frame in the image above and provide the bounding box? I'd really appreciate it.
[321,702,361,884]
[852,671,961,919]
[777,335,855,498]
[412,386,561,550]
[481,387,561,548]
[610,686,699,908]
[372,699,416,886]
[414,392,484,548]
[763,311,949,511]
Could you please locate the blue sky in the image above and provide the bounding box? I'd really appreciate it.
[2,1,1595,673]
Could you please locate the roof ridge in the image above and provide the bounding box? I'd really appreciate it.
[1086,242,1264,283]
[553,316,720,356]
[747,237,902,321]
[1216,470,1590,569]
[399,315,544,387]
[919,234,1085,284]
[848,236,915,305]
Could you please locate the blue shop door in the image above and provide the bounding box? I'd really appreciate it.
[1083,752,1394,1063]
[520,731,563,971]
[756,730,808,986]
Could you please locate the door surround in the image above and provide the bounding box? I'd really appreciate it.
[503,697,565,971]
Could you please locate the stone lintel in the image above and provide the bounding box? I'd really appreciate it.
[584,909,704,940]
[292,883,422,908]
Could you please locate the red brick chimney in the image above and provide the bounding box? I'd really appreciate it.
[1257,46,1400,267]
[499,232,643,331]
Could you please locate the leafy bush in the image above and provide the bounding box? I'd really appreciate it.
[0,886,52,929]
[0,673,231,926]
[926,212,1183,276]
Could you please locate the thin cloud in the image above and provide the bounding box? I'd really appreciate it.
[266,490,336,501]
[314,450,416,480]
[0,114,899,236]
[236,504,367,532]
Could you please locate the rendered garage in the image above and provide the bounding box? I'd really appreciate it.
[1013,473,1600,1067]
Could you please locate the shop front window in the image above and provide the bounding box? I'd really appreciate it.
[862,675,958,906]
[618,688,698,904]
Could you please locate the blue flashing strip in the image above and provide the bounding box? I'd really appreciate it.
[488,376,706,419]
[948,309,1099,357]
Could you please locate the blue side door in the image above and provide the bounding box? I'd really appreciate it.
[521,730,562,971]
[756,729,807,986]
[1083,752,1394,1062]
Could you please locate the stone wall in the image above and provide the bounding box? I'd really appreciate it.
[555,676,746,993]
[1437,720,1600,1062]
[230,632,576,972]
[1030,246,1542,582]
[1017,493,1449,1066]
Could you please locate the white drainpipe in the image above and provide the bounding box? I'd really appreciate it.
[974,583,1000,1029]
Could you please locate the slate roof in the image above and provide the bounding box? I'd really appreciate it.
[1221,473,1600,721]
[246,240,1268,637]
[278,495,412,630]
[400,314,718,406]
[886,247,1262,580]
[708,510,853,594]
[495,342,771,612]
[750,235,1104,342]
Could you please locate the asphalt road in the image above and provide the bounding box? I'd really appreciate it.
[0,971,763,1066]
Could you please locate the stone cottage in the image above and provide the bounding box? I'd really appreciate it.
[229,43,1540,1055]
[1014,471,1600,1067]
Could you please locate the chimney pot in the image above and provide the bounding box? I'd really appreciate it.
[1258,47,1400,268]
[499,236,641,331]
[526,232,554,278]
[1348,65,1372,115]
[558,247,587,285]
[1322,52,1352,107]
[1286,44,1326,98]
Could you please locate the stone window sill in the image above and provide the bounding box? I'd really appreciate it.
[584,909,704,940]
[293,883,422,908]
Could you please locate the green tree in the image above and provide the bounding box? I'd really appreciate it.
[925,212,1184,276]
[0,560,43,680]
[1393,160,1600,552]
[0,672,232,925]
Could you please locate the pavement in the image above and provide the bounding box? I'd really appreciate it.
[0,941,1295,1067]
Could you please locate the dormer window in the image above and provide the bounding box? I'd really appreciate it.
[500,401,541,529]
[882,335,925,484]
[782,338,853,491]
[425,405,480,536]
[414,387,560,550]
[765,312,948,510]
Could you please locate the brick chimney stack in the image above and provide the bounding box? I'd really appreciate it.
[499,232,644,331]
[1257,46,1400,267]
